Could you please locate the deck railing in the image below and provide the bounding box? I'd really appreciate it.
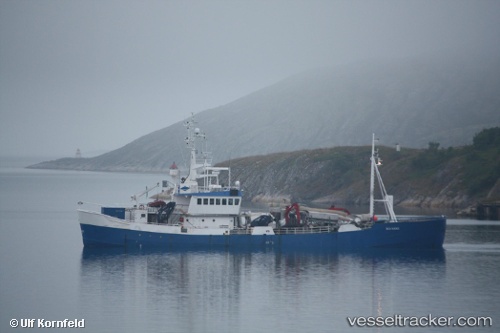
[229,226,337,235]
[274,226,336,234]
[230,229,252,235]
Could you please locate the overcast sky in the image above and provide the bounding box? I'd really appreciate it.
[1,0,499,158]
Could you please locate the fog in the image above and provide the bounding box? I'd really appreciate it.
[1,0,499,158]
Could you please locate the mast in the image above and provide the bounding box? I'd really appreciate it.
[369,133,376,217]
[182,113,228,193]
[370,134,397,222]
[184,114,205,184]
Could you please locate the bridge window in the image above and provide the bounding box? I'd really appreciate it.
[235,199,240,205]
[197,198,202,205]
[228,198,233,205]
[222,198,227,205]
[216,198,220,205]
[203,198,208,205]
[210,198,214,205]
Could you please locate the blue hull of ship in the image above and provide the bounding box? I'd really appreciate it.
[80,216,446,250]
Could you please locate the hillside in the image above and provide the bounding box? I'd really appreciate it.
[29,58,500,173]
[220,128,500,209]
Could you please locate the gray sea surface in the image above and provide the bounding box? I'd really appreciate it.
[1,159,499,332]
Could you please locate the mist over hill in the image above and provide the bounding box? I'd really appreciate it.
[30,58,500,172]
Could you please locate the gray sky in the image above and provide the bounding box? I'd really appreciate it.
[1,0,499,158]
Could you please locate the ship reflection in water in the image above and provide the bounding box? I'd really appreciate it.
[80,247,447,333]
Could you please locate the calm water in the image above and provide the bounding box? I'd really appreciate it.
[1,162,499,332]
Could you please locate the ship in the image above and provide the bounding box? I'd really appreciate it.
[77,114,446,250]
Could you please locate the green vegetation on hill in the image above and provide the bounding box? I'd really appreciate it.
[221,128,500,208]
[457,127,500,195]
[405,127,500,196]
